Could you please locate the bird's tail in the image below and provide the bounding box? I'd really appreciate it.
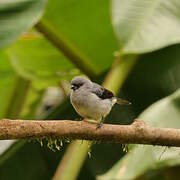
[116,97,131,105]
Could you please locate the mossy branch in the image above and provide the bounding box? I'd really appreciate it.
[1,119,180,147]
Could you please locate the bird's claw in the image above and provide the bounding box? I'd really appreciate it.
[96,122,103,129]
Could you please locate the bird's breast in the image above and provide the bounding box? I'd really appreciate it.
[70,91,113,120]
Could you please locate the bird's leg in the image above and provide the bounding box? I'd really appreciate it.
[97,116,105,129]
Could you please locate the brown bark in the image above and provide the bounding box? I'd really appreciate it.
[0,119,180,147]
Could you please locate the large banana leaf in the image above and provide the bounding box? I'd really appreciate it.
[0,0,47,48]
[112,0,180,53]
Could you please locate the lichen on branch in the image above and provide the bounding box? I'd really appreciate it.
[1,119,180,147]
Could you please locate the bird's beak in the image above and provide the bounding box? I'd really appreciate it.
[71,85,75,90]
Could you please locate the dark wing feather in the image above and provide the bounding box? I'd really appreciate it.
[91,83,114,99]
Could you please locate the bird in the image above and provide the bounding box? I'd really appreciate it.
[70,76,131,128]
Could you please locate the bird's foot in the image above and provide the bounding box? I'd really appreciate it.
[96,116,105,129]
[96,122,103,129]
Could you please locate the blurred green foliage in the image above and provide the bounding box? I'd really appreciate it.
[0,0,180,179]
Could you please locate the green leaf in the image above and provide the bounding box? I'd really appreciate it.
[0,0,47,48]
[7,35,78,83]
[0,141,54,180]
[112,0,180,53]
[100,89,180,180]
[43,0,118,72]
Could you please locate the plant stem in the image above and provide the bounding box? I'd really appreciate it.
[103,54,137,93]
[35,19,99,79]
[53,55,137,180]
[53,140,90,180]
[4,76,31,118]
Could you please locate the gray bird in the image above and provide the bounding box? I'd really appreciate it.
[70,76,131,128]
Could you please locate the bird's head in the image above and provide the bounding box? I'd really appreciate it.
[70,76,91,91]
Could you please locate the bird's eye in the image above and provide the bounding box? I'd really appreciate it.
[71,83,83,90]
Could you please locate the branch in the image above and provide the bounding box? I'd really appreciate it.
[1,119,180,147]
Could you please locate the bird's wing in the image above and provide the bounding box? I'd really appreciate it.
[92,83,131,105]
[91,83,114,99]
